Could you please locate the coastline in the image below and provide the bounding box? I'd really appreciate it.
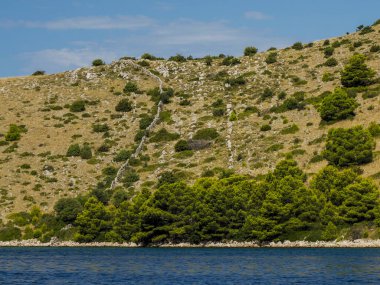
[2,239,380,248]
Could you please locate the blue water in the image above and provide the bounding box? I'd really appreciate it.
[1,248,380,284]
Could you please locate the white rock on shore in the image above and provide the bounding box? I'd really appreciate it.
[2,239,380,248]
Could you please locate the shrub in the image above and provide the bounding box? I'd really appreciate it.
[66,144,81,157]
[324,57,338,67]
[54,198,83,223]
[265,52,277,64]
[368,122,380,137]
[92,124,110,133]
[260,88,274,101]
[157,171,179,187]
[204,56,213,66]
[318,88,358,121]
[260,124,271,131]
[244,46,258,56]
[322,72,334,82]
[115,98,132,112]
[225,77,246,86]
[323,126,375,167]
[324,46,334,57]
[280,124,299,135]
[5,125,22,141]
[32,70,45,76]
[0,226,21,241]
[123,82,138,93]
[221,56,240,66]
[292,42,303,50]
[193,128,219,140]
[370,45,380,53]
[359,26,374,35]
[139,115,154,130]
[114,149,131,162]
[212,108,225,117]
[168,54,187,62]
[70,100,86,112]
[141,53,157,60]
[175,140,191,152]
[80,144,92,159]
[92,59,105,66]
[341,54,375,87]
[150,128,180,142]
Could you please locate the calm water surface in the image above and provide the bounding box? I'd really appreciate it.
[0,247,380,284]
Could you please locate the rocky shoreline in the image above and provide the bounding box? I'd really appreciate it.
[2,239,380,248]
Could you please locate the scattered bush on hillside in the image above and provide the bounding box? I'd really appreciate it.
[92,124,110,133]
[92,59,105,66]
[114,149,132,162]
[265,52,278,64]
[5,125,24,141]
[323,126,375,167]
[150,128,180,143]
[70,100,86,112]
[212,108,225,117]
[318,88,358,122]
[174,140,191,152]
[370,45,380,53]
[244,46,258,56]
[115,98,132,112]
[141,53,157,60]
[221,56,240,66]
[123,82,138,93]
[66,144,81,157]
[324,57,338,67]
[341,54,375,87]
[193,128,219,140]
[32,70,45,76]
[169,54,187,62]
[292,42,303,50]
[368,122,380,137]
[80,144,92,159]
[270,91,306,113]
[260,88,274,101]
[324,46,334,57]
[224,77,246,87]
[359,26,374,35]
[260,124,271,132]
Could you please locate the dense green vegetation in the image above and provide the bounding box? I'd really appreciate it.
[318,88,358,121]
[341,54,375,87]
[3,158,380,244]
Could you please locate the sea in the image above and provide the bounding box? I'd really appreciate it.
[0,247,380,284]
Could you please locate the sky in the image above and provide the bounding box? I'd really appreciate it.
[0,0,379,77]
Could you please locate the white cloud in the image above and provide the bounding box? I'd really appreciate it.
[1,16,154,30]
[244,11,271,20]
[22,47,117,73]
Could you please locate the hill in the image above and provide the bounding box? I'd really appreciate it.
[1,21,380,243]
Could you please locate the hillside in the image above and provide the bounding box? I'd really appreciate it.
[1,21,380,226]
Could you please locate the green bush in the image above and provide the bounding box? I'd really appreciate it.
[115,98,132,112]
[212,108,225,117]
[80,144,92,159]
[318,88,358,121]
[292,42,303,50]
[32,70,45,76]
[54,198,83,223]
[139,115,154,130]
[5,125,22,141]
[93,124,110,133]
[0,226,21,241]
[265,52,277,64]
[260,124,271,132]
[323,46,334,57]
[70,100,86,112]
[324,57,338,67]
[225,77,246,87]
[323,126,375,167]
[341,54,375,87]
[368,122,380,137]
[168,54,187,62]
[123,82,138,93]
[92,59,105,66]
[114,149,132,162]
[221,56,240,66]
[66,144,81,157]
[193,128,219,140]
[141,53,157,60]
[370,45,380,53]
[280,124,299,135]
[244,46,258,56]
[260,88,274,101]
[150,128,180,142]
[175,140,191,152]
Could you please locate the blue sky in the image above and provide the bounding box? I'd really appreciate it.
[1,0,379,77]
